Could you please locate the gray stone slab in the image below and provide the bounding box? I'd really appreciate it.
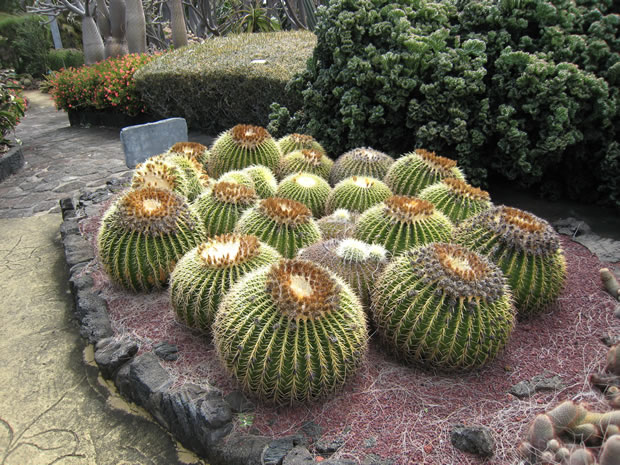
[121,118,188,168]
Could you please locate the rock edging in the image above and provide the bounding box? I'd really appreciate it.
[59,190,357,465]
[0,144,24,182]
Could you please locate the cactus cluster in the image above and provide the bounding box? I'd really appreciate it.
[170,233,281,331]
[279,148,334,181]
[325,176,392,215]
[329,147,394,186]
[418,177,492,223]
[276,172,332,217]
[97,187,204,291]
[317,208,359,240]
[213,258,368,404]
[217,169,256,189]
[277,133,326,157]
[455,206,566,318]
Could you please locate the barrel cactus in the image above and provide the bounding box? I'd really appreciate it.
[454,206,567,318]
[97,187,205,291]
[208,124,281,177]
[277,133,326,157]
[325,176,392,215]
[167,141,210,170]
[372,242,515,370]
[162,152,210,200]
[218,169,256,190]
[384,149,465,197]
[329,147,394,186]
[279,149,333,181]
[298,238,388,308]
[170,233,281,331]
[354,195,454,256]
[213,258,368,404]
[276,172,332,217]
[192,181,258,237]
[132,156,205,201]
[242,165,278,198]
[317,209,359,240]
[418,178,492,223]
[236,197,322,258]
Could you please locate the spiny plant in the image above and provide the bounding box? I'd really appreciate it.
[242,165,278,198]
[276,172,332,217]
[131,157,199,200]
[317,208,358,240]
[161,152,210,200]
[277,133,326,157]
[218,169,256,190]
[192,181,258,237]
[329,147,394,186]
[279,148,334,181]
[298,238,388,308]
[418,177,493,223]
[213,258,368,404]
[235,197,322,258]
[354,195,454,257]
[454,206,567,319]
[325,176,392,215]
[167,141,210,170]
[170,233,281,331]
[384,149,465,197]
[371,242,515,370]
[97,187,205,292]
[208,124,281,178]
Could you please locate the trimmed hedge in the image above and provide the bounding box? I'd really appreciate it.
[134,31,316,133]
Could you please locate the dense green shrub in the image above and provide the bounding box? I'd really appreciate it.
[269,0,620,208]
[0,14,52,76]
[47,48,84,71]
[0,71,26,145]
[134,31,316,133]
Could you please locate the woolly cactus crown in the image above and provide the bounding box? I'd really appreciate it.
[168,141,209,165]
[197,233,263,268]
[384,195,436,223]
[132,157,180,192]
[276,172,331,217]
[335,238,387,262]
[278,133,326,156]
[317,208,358,240]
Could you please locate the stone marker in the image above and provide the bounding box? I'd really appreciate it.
[120,118,188,168]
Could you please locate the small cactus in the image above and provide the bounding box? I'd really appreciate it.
[218,169,256,190]
[236,197,322,258]
[276,172,332,217]
[167,141,210,170]
[132,156,205,201]
[418,177,492,223]
[568,448,596,465]
[325,176,393,215]
[279,148,333,181]
[600,434,620,465]
[329,147,394,186]
[277,133,326,157]
[162,152,210,200]
[384,149,465,197]
[213,258,368,404]
[97,187,204,291]
[606,344,620,375]
[317,208,359,240]
[242,165,278,198]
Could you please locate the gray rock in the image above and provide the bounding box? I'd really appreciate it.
[60,217,80,239]
[208,432,270,465]
[300,421,322,443]
[94,336,138,379]
[601,334,620,347]
[63,233,95,268]
[74,289,113,344]
[315,437,345,454]
[361,454,393,465]
[573,234,620,264]
[121,117,188,168]
[153,341,179,361]
[59,197,75,219]
[450,424,495,458]
[553,217,591,237]
[509,373,564,398]
[364,436,377,448]
[69,269,93,296]
[0,144,24,182]
[283,446,313,465]
[262,435,306,465]
[509,380,533,399]
[125,352,173,409]
[615,305,620,319]
[224,390,254,413]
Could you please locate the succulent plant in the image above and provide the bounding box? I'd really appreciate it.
[354,195,454,256]
[325,176,392,215]
[371,242,515,370]
[279,148,334,181]
[170,233,281,331]
[192,181,258,237]
[418,177,492,223]
[329,147,394,186]
[600,435,620,465]
[298,238,388,308]
[384,149,465,197]
[162,152,210,200]
[277,133,326,157]
[454,206,567,318]
[217,169,256,190]
[97,187,205,291]
[208,124,281,178]
[276,172,332,217]
[167,141,210,170]
[235,197,322,258]
[317,208,359,240]
[213,258,368,404]
[242,165,278,198]
[131,157,189,197]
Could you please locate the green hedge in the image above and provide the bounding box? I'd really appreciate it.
[47,48,84,71]
[0,14,52,76]
[134,31,316,133]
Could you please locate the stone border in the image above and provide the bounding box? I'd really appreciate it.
[59,188,360,465]
[67,109,158,128]
[0,144,24,182]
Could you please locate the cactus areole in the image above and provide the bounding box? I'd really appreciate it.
[198,233,261,267]
[212,181,257,205]
[385,195,435,223]
[259,197,312,226]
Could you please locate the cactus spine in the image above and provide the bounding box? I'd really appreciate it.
[277,133,326,157]
[317,209,359,240]
[276,172,332,217]
[217,170,255,190]
[371,243,515,370]
[325,176,392,215]
[170,234,281,331]
[97,187,205,291]
[279,149,333,181]
[213,259,368,404]
[329,147,394,186]
[418,178,492,223]
[168,141,210,171]
[242,165,278,198]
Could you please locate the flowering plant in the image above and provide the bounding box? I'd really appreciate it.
[0,70,26,146]
[49,54,157,116]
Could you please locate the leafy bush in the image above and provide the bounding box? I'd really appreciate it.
[0,14,52,76]
[0,71,26,145]
[48,54,156,116]
[269,0,620,208]
[47,48,84,72]
[134,31,316,133]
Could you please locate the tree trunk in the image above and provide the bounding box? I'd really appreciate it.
[82,15,105,64]
[167,0,188,49]
[125,0,147,53]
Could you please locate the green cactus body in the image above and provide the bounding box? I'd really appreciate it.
[97,187,205,292]
[354,195,454,256]
[276,172,332,217]
[454,206,567,318]
[167,141,210,171]
[317,209,359,240]
[298,238,388,308]
[236,197,322,258]
[213,259,368,404]
[242,165,277,198]
[161,153,210,201]
[384,149,465,197]
[209,124,281,178]
[371,242,515,370]
[330,147,394,186]
[192,181,258,237]
[132,156,204,201]
[325,176,392,215]
[279,149,333,181]
[170,233,281,331]
[218,170,256,190]
[418,178,492,223]
[277,133,326,157]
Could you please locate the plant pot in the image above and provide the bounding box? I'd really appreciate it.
[67,108,158,128]
[0,143,24,183]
